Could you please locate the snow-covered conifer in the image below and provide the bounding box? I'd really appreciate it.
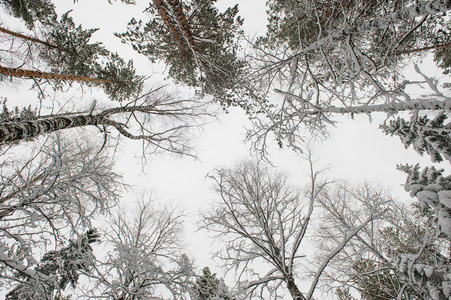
[399,164,451,236]
[381,113,451,163]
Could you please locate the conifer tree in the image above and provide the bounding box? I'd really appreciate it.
[5,229,100,300]
[398,164,451,237]
[0,9,143,101]
[380,113,451,163]
[0,0,56,29]
[194,267,231,300]
[116,0,245,107]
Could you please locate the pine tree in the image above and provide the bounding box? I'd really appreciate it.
[0,0,56,29]
[5,229,100,300]
[116,0,245,107]
[380,113,451,163]
[0,10,143,101]
[194,267,231,300]
[398,164,451,237]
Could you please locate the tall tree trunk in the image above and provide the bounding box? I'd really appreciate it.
[308,99,451,115]
[286,277,306,300]
[0,26,58,49]
[0,114,107,144]
[152,0,186,51]
[0,65,115,84]
[166,0,197,51]
[395,42,451,56]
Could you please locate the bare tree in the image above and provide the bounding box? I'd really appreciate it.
[0,133,123,296]
[0,87,215,157]
[83,196,195,299]
[201,157,387,299]
[313,181,451,299]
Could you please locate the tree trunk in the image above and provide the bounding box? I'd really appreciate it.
[286,277,306,300]
[0,114,107,144]
[166,0,197,51]
[396,42,451,56]
[0,65,115,84]
[152,0,186,51]
[309,99,451,115]
[0,26,58,49]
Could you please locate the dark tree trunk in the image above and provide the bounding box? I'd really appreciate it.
[0,114,106,144]
[286,277,306,300]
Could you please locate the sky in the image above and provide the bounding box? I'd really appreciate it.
[1,0,450,299]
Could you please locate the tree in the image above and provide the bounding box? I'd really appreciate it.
[313,181,451,300]
[193,267,231,300]
[84,197,195,299]
[0,88,213,157]
[5,229,100,300]
[116,0,246,107]
[0,9,143,101]
[434,23,451,74]
[0,0,56,29]
[244,0,451,153]
[399,163,451,237]
[380,112,451,163]
[201,158,385,299]
[0,134,123,297]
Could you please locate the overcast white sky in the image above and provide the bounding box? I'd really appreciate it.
[2,0,450,298]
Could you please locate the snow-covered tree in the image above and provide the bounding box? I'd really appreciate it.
[0,134,122,297]
[313,181,451,300]
[380,112,451,163]
[201,158,385,300]
[0,88,213,157]
[244,0,451,154]
[0,6,143,101]
[0,0,56,29]
[193,267,231,300]
[85,197,195,299]
[5,229,100,300]
[399,164,451,237]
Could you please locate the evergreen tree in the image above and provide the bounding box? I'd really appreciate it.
[380,113,451,163]
[194,267,231,300]
[434,23,451,74]
[5,229,100,300]
[0,0,56,29]
[398,164,451,237]
[0,9,143,101]
[116,0,245,108]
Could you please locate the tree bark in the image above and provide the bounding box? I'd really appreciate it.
[0,114,107,144]
[0,26,58,49]
[286,277,306,300]
[0,65,115,84]
[395,42,451,56]
[152,0,186,51]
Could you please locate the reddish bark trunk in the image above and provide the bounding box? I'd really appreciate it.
[0,65,115,84]
[0,26,58,49]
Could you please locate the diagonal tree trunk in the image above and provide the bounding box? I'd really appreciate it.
[0,65,115,84]
[0,114,108,144]
[152,0,186,51]
[166,0,197,51]
[0,26,58,49]
[395,42,451,56]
